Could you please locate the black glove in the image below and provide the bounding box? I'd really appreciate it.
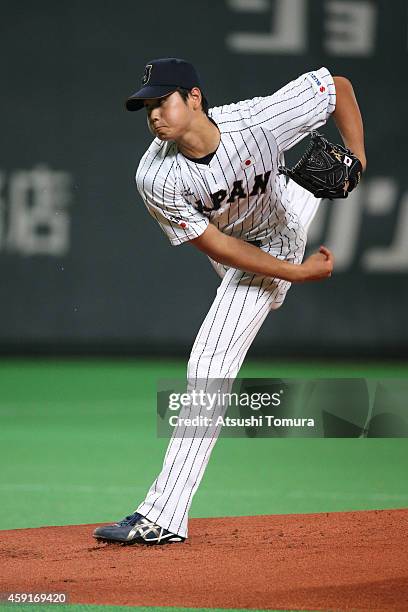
[278,131,362,199]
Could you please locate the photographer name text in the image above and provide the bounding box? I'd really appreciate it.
[168,415,315,428]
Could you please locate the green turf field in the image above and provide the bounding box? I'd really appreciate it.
[0,359,407,612]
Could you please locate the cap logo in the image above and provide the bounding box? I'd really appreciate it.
[142,64,152,85]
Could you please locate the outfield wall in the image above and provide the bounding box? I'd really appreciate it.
[1,0,406,356]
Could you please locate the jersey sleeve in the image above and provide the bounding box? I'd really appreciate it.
[136,151,209,246]
[245,67,336,153]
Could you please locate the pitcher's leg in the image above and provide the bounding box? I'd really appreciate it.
[137,268,286,537]
[287,178,322,234]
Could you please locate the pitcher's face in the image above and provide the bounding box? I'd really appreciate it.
[144,90,198,141]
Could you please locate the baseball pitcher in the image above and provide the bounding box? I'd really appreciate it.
[94,57,366,545]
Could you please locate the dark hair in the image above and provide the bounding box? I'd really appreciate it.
[175,87,209,116]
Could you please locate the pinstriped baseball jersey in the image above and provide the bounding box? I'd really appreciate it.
[136,67,335,247]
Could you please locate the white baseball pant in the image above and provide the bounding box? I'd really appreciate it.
[136,181,321,537]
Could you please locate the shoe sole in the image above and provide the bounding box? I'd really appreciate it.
[93,534,184,546]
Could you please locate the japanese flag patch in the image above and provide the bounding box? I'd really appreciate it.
[241,156,256,171]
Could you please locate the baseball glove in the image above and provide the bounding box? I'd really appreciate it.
[278,131,362,199]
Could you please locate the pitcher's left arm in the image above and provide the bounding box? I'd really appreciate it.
[332,76,367,171]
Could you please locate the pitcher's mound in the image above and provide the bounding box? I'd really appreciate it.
[1,509,407,611]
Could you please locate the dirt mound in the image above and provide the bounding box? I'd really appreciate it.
[1,509,407,611]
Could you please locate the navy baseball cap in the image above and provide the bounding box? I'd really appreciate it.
[126,58,203,111]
